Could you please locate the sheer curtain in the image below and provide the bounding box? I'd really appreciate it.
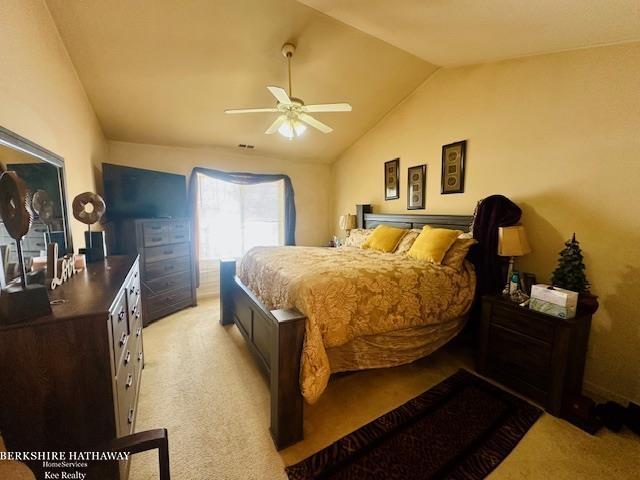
[195,174,285,297]
[197,174,284,260]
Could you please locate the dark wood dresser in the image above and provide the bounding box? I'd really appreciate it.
[109,218,197,325]
[0,256,143,479]
[477,295,592,417]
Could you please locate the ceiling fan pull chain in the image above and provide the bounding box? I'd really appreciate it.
[287,53,292,98]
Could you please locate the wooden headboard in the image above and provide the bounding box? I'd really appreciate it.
[356,204,474,232]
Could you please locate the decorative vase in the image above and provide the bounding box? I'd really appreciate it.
[578,292,599,315]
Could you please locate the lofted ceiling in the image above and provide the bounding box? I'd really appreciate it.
[45,0,436,162]
[298,0,640,66]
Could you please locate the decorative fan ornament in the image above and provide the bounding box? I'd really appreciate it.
[0,171,33,240]
[32,190,55,223]
[225,43,352,139]
[72,192,106,225]
[0,172,52,324]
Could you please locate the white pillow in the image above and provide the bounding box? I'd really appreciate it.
[343,228,373,248]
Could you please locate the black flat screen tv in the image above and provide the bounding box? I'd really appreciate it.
[102,163,188,220]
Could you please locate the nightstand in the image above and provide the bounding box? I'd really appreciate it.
[477,295,592,417]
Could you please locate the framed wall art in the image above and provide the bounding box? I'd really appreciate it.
[384,158,400,200]
[407,164,426,210]
[441,140,466,194]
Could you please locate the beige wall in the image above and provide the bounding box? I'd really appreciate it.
[106,141,333,248]
[0,0,107,248]
[333,42,640,403]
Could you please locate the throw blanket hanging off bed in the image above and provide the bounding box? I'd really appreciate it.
[470,194,522,296]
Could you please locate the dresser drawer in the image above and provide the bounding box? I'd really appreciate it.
[169,229,190,244]
[171,221,189,234]
[487,324,552,390]
[145,255,190,279]
[126,267,141,311]
[145,243,190,264]
[143,222,170,236]
[491,304,555,343]
[116,354,137,436]
[23,236,47,252]
[130,302,142,330]
[144,231,170,248]
[111,292,129,367]
[146,271,191,295]
[148,286,192,309]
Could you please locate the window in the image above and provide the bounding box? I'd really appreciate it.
[197,174,284,260]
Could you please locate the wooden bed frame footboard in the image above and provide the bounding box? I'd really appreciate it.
[219,205,476,451]
[220,259,306,450]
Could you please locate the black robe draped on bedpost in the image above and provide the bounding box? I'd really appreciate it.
[470,194,522,296]
[188,167,297,286]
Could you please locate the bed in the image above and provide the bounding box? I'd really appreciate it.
[219,205,477,449]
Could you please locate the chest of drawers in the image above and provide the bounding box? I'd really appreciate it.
[0,256,143,479]
[108,218,197,325]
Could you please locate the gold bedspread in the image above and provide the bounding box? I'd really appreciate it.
[238,246,476,404]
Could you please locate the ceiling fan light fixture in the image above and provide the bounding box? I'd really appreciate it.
[278,117,306,139]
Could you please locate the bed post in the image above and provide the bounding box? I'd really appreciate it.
[356,204,371,229]
[219,259,236,326]
[270,308,306,450]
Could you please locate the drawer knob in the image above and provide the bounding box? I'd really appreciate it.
[119,332,127,346]
[138,352,143,362]
[163,249,173,255]
[136,327,142,337]
[124,351,131,365]
[118,310,125,321]
[128,409,134,424]
[129,286,135,295]
[125,374,133,389]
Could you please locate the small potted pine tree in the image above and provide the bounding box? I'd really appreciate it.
[550,234,599,314]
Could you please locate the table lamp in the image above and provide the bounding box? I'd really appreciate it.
[339,214,357,236]
[498,225,531,294]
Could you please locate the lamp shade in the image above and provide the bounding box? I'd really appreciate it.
[498,225,531,257]
[339,214,357,231]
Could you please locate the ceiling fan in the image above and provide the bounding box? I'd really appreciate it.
[225,43,352,139]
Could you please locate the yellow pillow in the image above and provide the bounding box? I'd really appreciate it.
[407,226,462,263]
[361,225,408,253]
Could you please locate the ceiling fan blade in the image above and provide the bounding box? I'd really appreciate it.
[225,108,279,114]
[302,103,352,113]
[265,115,287,134]
[299,113,333,133]
[267,86,292,105]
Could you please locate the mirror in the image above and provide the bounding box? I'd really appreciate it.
[0,126,72,286]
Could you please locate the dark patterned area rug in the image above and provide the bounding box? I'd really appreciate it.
[286,369,542,480]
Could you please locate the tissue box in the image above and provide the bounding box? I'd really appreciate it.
[530,284,578,319]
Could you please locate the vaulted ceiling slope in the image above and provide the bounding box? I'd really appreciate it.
[46,0,436,162]
[298,0,640,66]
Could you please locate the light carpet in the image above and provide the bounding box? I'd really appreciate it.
[130,298,640,479]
